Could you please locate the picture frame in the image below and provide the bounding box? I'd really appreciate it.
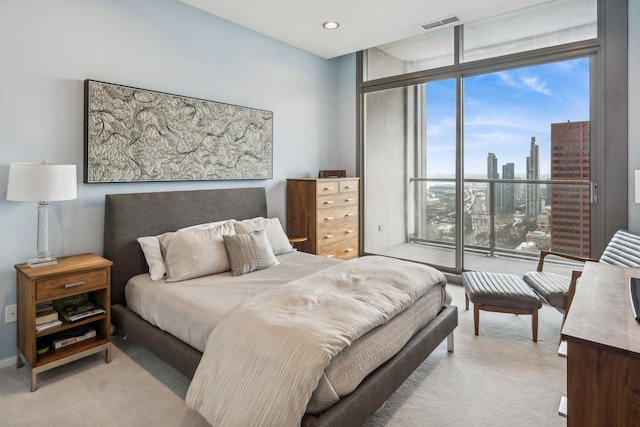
[84,80,273,183]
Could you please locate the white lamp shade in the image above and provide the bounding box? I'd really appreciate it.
[7,163,77,202]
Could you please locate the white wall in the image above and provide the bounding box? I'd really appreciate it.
[629,0,640,233]
[336,55,357,176]
[0,0,348,361]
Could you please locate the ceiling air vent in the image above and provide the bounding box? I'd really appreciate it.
[420,16,459,31]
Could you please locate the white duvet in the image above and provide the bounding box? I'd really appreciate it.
[185,255,447,426]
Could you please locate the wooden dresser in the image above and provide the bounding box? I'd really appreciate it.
[287,178,359,260]
[561,261,640,426]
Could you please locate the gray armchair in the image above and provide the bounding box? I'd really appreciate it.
[524,229,640,320]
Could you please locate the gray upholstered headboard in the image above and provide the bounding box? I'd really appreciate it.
[103,188,268,306]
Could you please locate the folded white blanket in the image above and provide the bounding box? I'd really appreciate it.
[186,255,446,426]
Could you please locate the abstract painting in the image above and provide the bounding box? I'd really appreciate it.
[84,80,273,183]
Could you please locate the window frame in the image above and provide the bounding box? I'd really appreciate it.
[356,0,628,272]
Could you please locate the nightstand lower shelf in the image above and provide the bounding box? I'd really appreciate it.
[18,341,111,392]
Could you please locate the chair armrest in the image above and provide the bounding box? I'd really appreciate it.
[536,250,598,272]
[561,270,585,330]
[564,270,583,313]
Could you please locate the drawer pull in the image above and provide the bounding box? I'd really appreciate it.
[345,185,353,189]
[324,216,334,221]
[324,187,334,191]
[346,229,354,234]
[64,281,86,288]
[344,198,354,202]
[345,213,354,217]
[324,200,334,205]
[326,254,335,258]
[324,234,334,239]
[345,248,354,252]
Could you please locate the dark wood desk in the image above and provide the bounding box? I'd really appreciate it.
[561,262,640,426]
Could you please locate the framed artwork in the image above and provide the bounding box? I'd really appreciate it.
[84,80,273,183]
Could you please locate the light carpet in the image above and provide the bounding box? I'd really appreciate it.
[0,284,566,426]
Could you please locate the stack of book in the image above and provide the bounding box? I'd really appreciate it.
[35,303,61,332]
[54,293,105,322]
[59,301,105,322]
[51,325,96,349]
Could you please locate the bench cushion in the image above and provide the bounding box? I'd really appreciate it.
[462,271,542,310]
[523,271,569,310]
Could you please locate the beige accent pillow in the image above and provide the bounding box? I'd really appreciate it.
[223,230,279,276]
[157,222,235,282]
[234,217,293,255]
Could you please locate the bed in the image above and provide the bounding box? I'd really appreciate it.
[103,187,458,426]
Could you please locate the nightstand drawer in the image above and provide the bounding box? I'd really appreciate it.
[36,269,108,301]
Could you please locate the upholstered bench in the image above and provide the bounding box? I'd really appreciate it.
[462,271,543,342]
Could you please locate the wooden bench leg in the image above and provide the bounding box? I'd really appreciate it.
[532,309,538,342]
[473,304,479,336]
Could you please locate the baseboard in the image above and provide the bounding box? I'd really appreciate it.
[0,355,17,369]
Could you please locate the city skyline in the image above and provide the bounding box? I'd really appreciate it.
[425,57,590,178]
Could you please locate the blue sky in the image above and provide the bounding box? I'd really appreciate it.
[425,57,590,178]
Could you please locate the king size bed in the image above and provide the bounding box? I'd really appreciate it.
[103,187,458,426]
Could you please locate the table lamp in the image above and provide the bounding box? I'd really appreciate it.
[7,162,77,267]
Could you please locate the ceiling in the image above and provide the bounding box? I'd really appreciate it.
[179,0,553,59]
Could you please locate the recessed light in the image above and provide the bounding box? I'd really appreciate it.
[322,21,340,30]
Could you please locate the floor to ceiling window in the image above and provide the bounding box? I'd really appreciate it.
[462,59,591,272]
[359,0,627,276]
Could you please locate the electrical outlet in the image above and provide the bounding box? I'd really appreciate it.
[5,304,17,323]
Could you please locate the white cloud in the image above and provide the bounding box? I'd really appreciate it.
[520,75,552,95]
[495,71,552,96]
[496,72,518,88]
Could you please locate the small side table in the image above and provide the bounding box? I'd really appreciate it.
[16,253,112,391]
[289,236,308,251]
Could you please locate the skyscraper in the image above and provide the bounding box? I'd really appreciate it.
[487,153,499,179]
[487,153,499,214]
[498,163,515,213]
[526,137,540,216]
[550,121,590,256]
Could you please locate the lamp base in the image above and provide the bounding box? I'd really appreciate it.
[28,257,58,268]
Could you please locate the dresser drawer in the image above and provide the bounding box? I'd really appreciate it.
[318,238,358,260]
[36,269,108,301]
[317,193,357,209]
[316,224,358,246]
[316,181,339,195]
[339,180,358,193]
[316,206,358,226]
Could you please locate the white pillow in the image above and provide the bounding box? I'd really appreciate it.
[177,219,235,232]
[234,217,293,255]
[157,222,236,282]
[136,236,166,280]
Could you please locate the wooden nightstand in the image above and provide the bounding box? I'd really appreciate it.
[15,253,113,391]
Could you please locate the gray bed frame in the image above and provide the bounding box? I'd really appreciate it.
[103,187,458,427]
